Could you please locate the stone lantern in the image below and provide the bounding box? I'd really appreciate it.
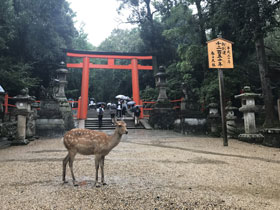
[13,88,35,145]
[155,66,168,102]
[149,66,175,129]
[208,101,220,135]
[36,62,74,137]
[55,62,68,99]
[225,100,238,138]
[55,62,74,131]
[235,86,264,142]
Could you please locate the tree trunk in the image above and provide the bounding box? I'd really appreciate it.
[195,0,207,45]
[195,0,207,81]
[255,35,278,127]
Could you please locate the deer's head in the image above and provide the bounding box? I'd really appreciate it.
[115,121,128,135]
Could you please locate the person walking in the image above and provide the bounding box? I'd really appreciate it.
[116,99,122,119]
[122,100,127,120]
[134,106,141,126]
[109,105,116,125]
[97,105,104,127]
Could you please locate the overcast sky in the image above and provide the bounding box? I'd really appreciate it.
[67,0,132,46]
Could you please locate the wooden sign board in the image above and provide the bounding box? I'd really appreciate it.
[207,38,234,69]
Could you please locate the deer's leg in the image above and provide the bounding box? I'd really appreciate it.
[68,152,77,186]
[100,156,106,185]
[62,153,70,183]
[94,155,101,187]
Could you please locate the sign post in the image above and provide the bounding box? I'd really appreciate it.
[218,68,228,146]
[207,37,234,146]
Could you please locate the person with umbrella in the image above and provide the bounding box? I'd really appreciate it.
[127,100,136,110]
[116,99,122,119]
[122,100,128,120]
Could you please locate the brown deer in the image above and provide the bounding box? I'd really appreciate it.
[62,120,128,187]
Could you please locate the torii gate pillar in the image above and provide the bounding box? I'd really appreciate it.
[132,58,140,105]
[80,57,90,119]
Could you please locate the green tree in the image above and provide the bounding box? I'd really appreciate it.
[96,28,153,102]
[117,0,176,66]
[0,0,78,96]
[66,24,95,100]
[0,0,39,95]
[210,0,280,126]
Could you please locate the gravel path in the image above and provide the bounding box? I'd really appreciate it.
[0,129,279,209]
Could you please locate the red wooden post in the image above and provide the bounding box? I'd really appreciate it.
[4,93,8,114]
[80,57,90,119]
[131,58,140,105]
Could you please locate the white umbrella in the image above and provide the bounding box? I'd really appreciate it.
[0,85,5,93]
[124,96,131,101]
[115,94,126,99]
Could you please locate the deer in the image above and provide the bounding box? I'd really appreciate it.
[62,120,128,187]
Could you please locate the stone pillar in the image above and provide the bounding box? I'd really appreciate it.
[235,86,264,143]
[17,115,26,140]
[26,102,39,140]
[13,88,34,145]
[208,102,220,136]
[225,101,238,139]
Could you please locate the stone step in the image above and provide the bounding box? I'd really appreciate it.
[85,118,144,130]
[86,109,144,129]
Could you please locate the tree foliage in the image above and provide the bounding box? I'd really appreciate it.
[117,0,280,124]
[0,0,84,97]
[1,0,280,126]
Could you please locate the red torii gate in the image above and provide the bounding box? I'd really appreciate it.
[66,50,153,119]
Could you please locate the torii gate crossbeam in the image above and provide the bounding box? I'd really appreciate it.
[66,50,153,119]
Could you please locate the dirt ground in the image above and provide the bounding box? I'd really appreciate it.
[0,129,279,210]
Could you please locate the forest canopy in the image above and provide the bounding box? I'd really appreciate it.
[0,0,279,126]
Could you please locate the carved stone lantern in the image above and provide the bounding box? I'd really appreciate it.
[149,66,175,129]
[55,62,68,99]
[235,86,264,142]
[36,62,74,137]
[155,66,168,102]
[208,101,220,135]
[13,88,35,144]
[225,100,238,138]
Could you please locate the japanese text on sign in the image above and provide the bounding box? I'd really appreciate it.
[207,38,234,69]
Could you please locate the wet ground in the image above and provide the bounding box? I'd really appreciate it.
[0,129,279,209]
